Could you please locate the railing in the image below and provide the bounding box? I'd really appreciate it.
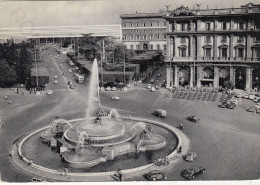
[165,56,259,62]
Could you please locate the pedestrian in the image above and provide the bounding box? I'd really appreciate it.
[5,95,8,100]
[254,108,257,116]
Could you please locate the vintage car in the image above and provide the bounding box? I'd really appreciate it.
[147,170,168,181]
[226,103,236,109]
[151,87,156,92]
[184,152,197,162]
[31,177,47,182]
[106,86,111,91]
[150,78,155,83]
[46,90,53,95]
[186,116,200,123]
[181,166,205,180]
[54,80,58,84]
[147,84,152,89]
[111,95,120,100]
[111,87,117,91]
[153,109,167,118]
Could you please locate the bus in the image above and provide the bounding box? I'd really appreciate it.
[75,74,84,84]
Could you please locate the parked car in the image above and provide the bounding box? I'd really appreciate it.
[111,87,117,91]
[147,84,152,89]
[243,94,249,99]
[219,102,227,108]
[249,94,256,100]
[111,95,120,100]
[156,73,161,77]
[150,78,155,83]
[147,170,168,181]
[153,109,167,118]
[46,90,53,95]
[184,152,197,162]
[69,69,72,73]
[54,75,58,79]
[253,97,260,103]
[54,80,58,84]
[226,103,236,109]
[181,166,205,180]
[186,116,200,123]
[106,86,111,91]
[151,87,155,92]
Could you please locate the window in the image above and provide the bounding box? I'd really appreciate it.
[130,23,133,27]
[205,36,211,43]
[206,23,211,30]
[130,45,134,49]
[205,48,211,57]
[180,48,186,57]
[157,45,160,50]
[164,22,166,26]
[157,35,160,40]
[123,35,127,40]
[149,34,153,40]
[157,22,160,26]
[181,24,185,31]
[255,35,260,42]
[130,35,133,40]
[150,45,153,50]
[137,45,140,50]
[143,35,147,40]
[238,48,244,57]
[150,23,153,27]
[239,22,244,30]
[238,36,244,43]
[136,22,139,27]
[136,35,139,40]
[223,22,227,30]
[163,45,167,51]
[164,35,166,39]
[123,23,127,27]
[180,37,186,43]
[256,49,260,58]
[143,23,146,27]
[222,48,227,57]
[221,35,227,43]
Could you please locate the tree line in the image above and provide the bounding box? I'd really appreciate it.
[0,40,33,87]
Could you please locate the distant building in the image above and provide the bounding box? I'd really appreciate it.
[163,3,260,90]
[120,13,168,52]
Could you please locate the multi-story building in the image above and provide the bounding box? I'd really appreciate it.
[120,13,168,52]
[164,3,260,90]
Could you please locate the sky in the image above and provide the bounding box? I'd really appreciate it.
[0,0,259,28]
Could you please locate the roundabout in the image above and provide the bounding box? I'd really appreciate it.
[10,115,189,181]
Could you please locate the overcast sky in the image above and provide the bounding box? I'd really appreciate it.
[0,0,259,28]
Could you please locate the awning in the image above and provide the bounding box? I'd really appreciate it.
[202,44,212,49]
[235,44,245,48]
[218,44,228,49]
[251,44,260,48]
[178,45,187,49]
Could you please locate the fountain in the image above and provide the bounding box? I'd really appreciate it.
[10,58,185,181]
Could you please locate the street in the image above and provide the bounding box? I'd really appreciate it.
[0,45,260,182]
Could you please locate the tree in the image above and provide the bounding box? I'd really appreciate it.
[17,43,33,83]
[0,60,17,87]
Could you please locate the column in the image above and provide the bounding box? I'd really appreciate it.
[174,36,178,57]
[214,20,218,31]
[196,66,202,88]
[166,36,171,59]
[246,34,251,60]
[190,20,194,31]
[230,66,234,84]
[197,20,201,31]
[166,65,171,87]
[174,66,179,87]
[170,37,174,57]
[190,66,194,87]
[188,36,191,57]
[230,19,234,31]
[197,35,202,59]
[46,38,47,44]
[246,67,251,91]
[191,36,196,59]
[214,66,219,88]
[213,35,218,59]
[229,35,234,59]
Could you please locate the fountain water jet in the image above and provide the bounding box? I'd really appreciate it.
[86,58,100,118]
